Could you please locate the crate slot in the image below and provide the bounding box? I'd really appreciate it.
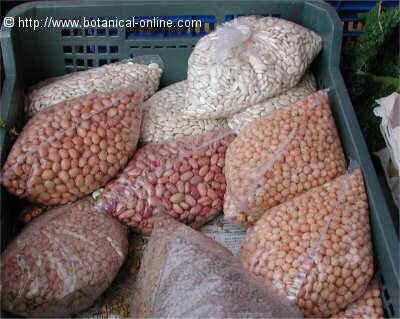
[110,46,119,53]
[75,45,84,53]
[86,45,96,54]
[109,28,118,36]
[98,46,107,54]
[166,45,176,48]
[142,46,151,48]
[63,45,72,53]
[73,29,83,37]
[87,59,94,67]
[64,58,73,66]
[179,45,188,48]
[61,29,71,37]
[96,29,106,36]
[85,29,95,37]
[76,59,84,66]
[110,59,119,63]
[389,304,395,316]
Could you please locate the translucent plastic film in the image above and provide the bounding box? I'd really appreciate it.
[95,130,236,235]
[131,211,303,318]
[0,197,128,317]
[2,86,143,206]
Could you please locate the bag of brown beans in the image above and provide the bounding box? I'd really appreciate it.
[238,168,374,317]
[224,90,347,225]
[131,211,303,318]
[2,86,143,206]
[0,197,128,317]
[95,130,236,235]
[330,279,384,319]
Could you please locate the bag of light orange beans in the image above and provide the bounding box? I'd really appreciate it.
[238,166,374,317]
[224,90,347,226]
[330,279,384,319]
[1,86,143,206]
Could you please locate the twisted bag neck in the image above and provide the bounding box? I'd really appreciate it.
[212,24,252,64]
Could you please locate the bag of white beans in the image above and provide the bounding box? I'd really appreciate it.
[141,80,229,144]
[2,86,143,206]
[330,279,384,319]
[131,211,303,318]
[238,167,374,317]
[224,90,347,225]
[0,197,128,317]
[184,16,322,120]
[26,55,163,118]
[227,71,317,133]
[94,130,236,235]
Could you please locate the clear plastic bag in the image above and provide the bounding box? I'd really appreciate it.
[374,92,400,171]
[2,86,143,206]
[330,279,384,319]
[239,167,374,317]
[141,80,229,144]
[131,211,303,318]
[0,197,128,317]
[25,55,163,118]
[227,71,317,133]
[94,130,236,235]
[184,16,322,119]
[224,90,347,225]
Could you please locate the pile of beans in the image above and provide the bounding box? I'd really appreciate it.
[239,169,374,317]
[0,197,128,317]
[26,60,162,117]
[141,80,228,144]
[2,87,143,206]
[224,90,347,225]
[227,72,317,133]
[132,212,303,318]
[95,130,235,235]
[185,16,322,119]
[330,279,384,319]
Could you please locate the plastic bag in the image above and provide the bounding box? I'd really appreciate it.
[330,279,384,319]
[0,197,128,317]
[141,80,229,144]
[184,16,322,119]
[95,130,236,235]
[131,211,303,318]
[26,56,163,118]
[200,213,246,255]
[227,71,317,133]
[239,167,374,317]
[374,92,400,171]
[224,90,347,225]
[2,86,143,206]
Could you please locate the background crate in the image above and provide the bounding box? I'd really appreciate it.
[0,0,399,318]
[326,0,399,36]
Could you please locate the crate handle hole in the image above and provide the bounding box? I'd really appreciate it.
[87,59,94,67]
[76,59,85,66]
[64,58,73,66]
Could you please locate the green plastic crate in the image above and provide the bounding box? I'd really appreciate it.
[0,0,398,317]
